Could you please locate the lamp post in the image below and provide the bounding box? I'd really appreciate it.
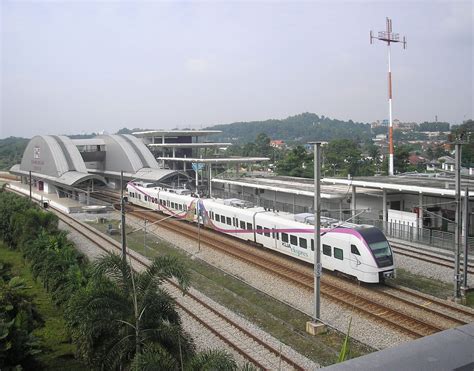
[306,142,326,335]
[120,170,127,264]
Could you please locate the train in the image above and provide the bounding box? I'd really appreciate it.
[126,182,395,283]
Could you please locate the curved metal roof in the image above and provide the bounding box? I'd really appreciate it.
[14,135,105,186]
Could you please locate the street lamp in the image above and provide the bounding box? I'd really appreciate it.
[306,142,326,335]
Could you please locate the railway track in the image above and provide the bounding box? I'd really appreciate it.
[391,243,474,275]
[9,187,307,370]
[91,190,474,338]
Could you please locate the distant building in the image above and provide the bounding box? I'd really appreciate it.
[408,154,426,165]
[438,156,455,171]
[270,140,286,149]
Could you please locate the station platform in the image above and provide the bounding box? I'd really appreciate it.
[322,323,474,371]
[8,182,88,214]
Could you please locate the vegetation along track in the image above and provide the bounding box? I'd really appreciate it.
[94,190,474,338]
[17,191,307,370]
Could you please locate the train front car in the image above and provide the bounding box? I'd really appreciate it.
[355,227,395,283]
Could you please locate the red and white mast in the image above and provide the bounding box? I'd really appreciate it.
[371,18,406,176]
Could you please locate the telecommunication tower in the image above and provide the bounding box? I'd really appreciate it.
[370,18,407,176]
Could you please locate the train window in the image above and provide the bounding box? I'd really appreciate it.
[282,233,289,243]
[233,217,237,227]
[257,225,263,235]
[264,228,270,237]
[311,239,314,251]
[323,244,332,256]
[167,200,170,207]
[226,217,231,225]
[179,204,182,210]
[290,235,297,245]
[276,232,279,240]
[221,215,226,223]
[145,196,148,201]
[334,248,343,260]
[240,221,246,229]
[351,244,360,255]
[171,202,175,209]
[215,214,220,222]
[299,238,307,249]
[138,194,141,200]
[247,222,252,230]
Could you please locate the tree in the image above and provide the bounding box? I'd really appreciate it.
[0,271,42,369]
[323,139,362,177]
[275,146,313,178]
[65,253,193,370]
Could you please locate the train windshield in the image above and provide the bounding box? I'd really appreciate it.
[369,240,391,258]
[358,227,393,267]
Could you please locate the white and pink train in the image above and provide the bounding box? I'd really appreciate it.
[126,182,395,283]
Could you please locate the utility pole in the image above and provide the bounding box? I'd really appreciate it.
[306,142,325,335]
[120,170,127,264]
[371,17,407,176]
[462,187,470,296]
[144,219,148,258]
[454,143,462,299]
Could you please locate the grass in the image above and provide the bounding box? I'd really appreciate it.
[0,243,86,370]
[88,219,373,366]
[392,268,454,299]
[392,268,474,308]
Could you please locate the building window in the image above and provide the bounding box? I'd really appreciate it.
[334,247,343,260]
[290,235,297,246]
[351,244,360,255]
[323,244,332,256]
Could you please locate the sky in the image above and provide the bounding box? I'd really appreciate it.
[0,0,472,138]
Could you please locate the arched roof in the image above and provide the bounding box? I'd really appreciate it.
[11,135,105,186]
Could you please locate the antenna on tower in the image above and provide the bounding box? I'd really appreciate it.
[370,17,407,176]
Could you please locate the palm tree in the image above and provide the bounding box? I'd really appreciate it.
[65,252,194,370]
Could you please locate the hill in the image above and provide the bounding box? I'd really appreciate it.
[205,112,372,144]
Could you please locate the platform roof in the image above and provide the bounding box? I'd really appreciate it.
[211,176,376,200]
[157,157,270,163]
[322,323,474,371]
[10,165,105,187]
[132,130,221,138]
[149,143,231,148]
[323,175,474,197]
[87,168,188,183]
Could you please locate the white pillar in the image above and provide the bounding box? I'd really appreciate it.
[352,186,357,218]
[382,189,387,222]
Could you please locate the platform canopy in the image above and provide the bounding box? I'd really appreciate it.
[323,175,474,197]
[156,157,270,163]
[149,143,231,148]
[133,130,222,138]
